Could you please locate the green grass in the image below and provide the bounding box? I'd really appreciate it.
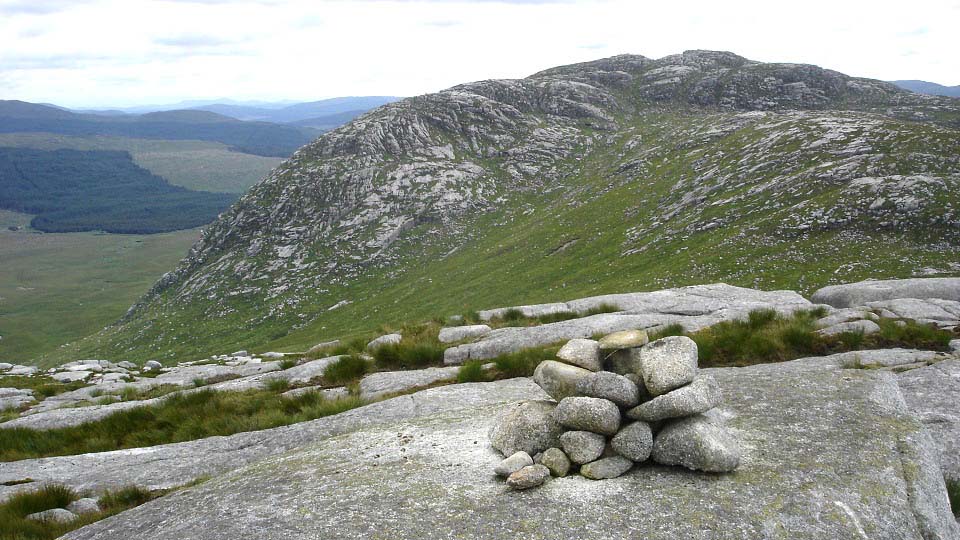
[491,346,561,378]
[278,358,298,370]
[0,483,158,540]
[0,210,199,364]
[322,355,371,385]
[0,388,366,461]
[677,309,955,367]
[457,360,492,383]
[371,342,443,370]
[947,478,960,518]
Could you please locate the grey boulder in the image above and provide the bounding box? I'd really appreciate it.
[639,336,698,396]
[610,421,653,462]
[27,508,77,523]
[627,375,722,422]
[489,400,563,457]
[506,464,550,490]
[540,448,571,477]
[556,338,602,371]
[598,329,650,350]
[494,451,533,477]
[575,371,640,408]
[652,415,740,472]
[559,431,606,464]
[817,319,881,337]
[532,360,591,401]
[580,456,633,480]
[66,498,101,515]
[366,333,402,350]
[438,325,492,344]
[554,397,621,436]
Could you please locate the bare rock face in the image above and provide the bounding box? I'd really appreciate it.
[59,360,960,540]
[811,277,960,308]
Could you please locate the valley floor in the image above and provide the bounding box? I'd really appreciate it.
[0,210,199,364]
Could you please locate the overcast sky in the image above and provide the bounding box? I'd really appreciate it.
[1,0,958,108]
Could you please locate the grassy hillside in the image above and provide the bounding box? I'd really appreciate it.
[0,210,199,363]
[0,134,281,193]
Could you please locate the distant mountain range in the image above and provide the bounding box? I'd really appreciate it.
[76,96,401,125]
[890,80,960,98]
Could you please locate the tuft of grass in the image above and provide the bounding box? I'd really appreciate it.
[500,308,525,323]
[536,311,579,324]
[649,323,686,341]
[97,485,152,511]
[323,355,370,385]
[372,342,444,370]
[688,309,825,367]
[0,480,188,539]
[584,303,621,316]
[329,337,369,357]
[264,378,290,393]
[457,360,491,383]
[837,330,866,350]
[876,318,953,349]
[191,377,207,388]
[747,309,779,329]
[947,478,960,518]
[492,346,560,378]
[0,388,370,461]
[278,358,298,370]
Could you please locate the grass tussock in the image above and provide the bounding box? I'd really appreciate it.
[491,346,560,378]
[323,354,371,385]
[0,389,367,462]
[0,483,157,540]
[278,358,298,370]
[457,360,492,383]
[675,309,954,368]
[947,478,960,518]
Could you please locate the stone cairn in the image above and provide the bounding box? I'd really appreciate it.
[488,330,741,489]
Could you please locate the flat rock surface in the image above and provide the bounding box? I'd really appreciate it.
[63,359,959,540]
[0,379,545,503]
[358,366,461,399]
[445,284,812,363]
[897,359,960,483]
[811,277,960,308]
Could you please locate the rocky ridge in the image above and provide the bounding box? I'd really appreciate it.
[53,50,960,364]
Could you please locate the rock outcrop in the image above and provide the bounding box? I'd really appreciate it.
[61,359,960,540]
[811,278,960,308]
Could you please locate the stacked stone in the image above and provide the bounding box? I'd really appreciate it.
[489,330,740,489]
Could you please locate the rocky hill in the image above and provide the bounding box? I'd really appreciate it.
[53,50,960,364]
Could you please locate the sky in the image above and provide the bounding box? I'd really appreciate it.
[1,0,958,108]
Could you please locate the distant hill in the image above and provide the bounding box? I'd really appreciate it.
[0,101,319,157]
[289,109,372,130]
[891,80,960,98]
[0,147,235,233]
[192,96,400,123]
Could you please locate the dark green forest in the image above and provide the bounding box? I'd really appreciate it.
[0,147,236,233]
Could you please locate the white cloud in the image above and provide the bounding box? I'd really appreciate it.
[0,0,957,107]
